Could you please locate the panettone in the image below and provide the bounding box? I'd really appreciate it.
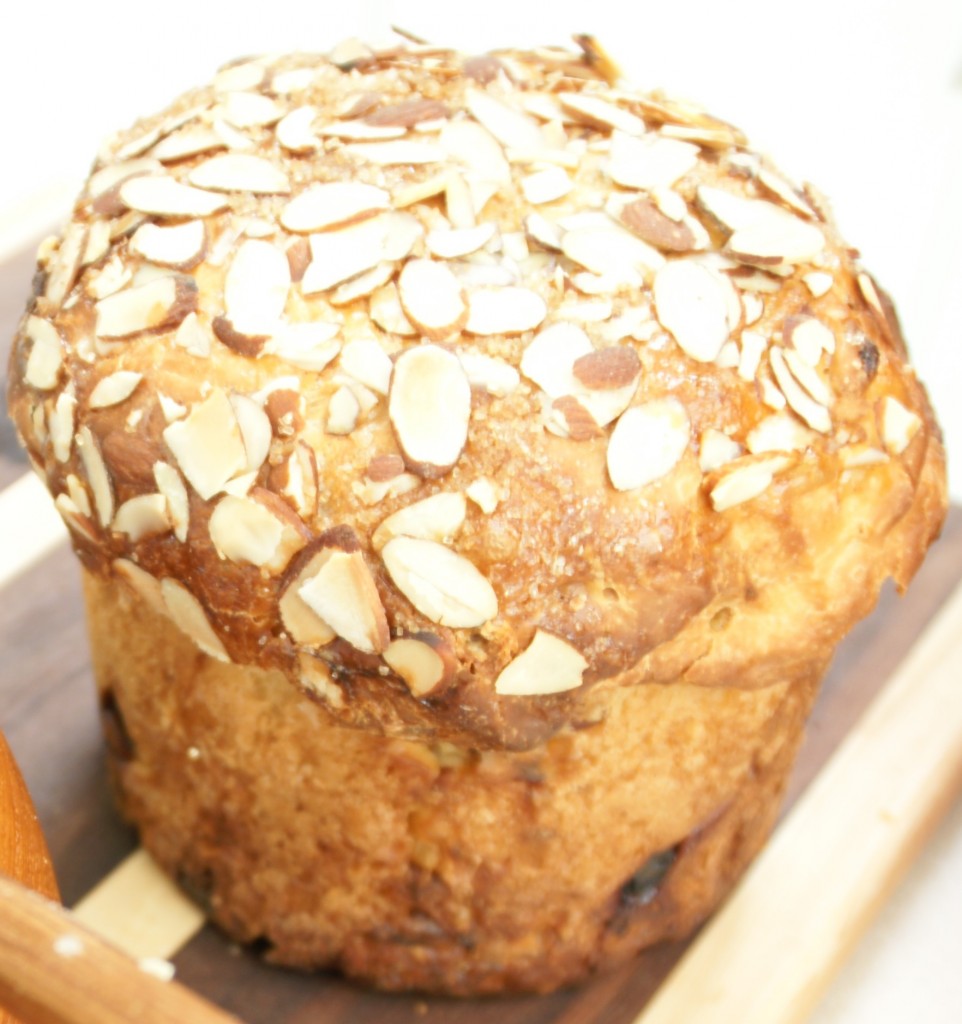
[6,36,947,994]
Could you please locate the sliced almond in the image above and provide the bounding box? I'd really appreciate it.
[802,271,834,298]
[383,634,454,697]
[76,426,114,527]
[458,351,520,396]
[710,456,791,512]
[445,171,477,227]
[330,261,396,305]
[726,207,825,267]
[89,370,143,409]
[223,239,290,339]
[161,579,229,662]
[606,399,690,491]
[214,60,266,94]
[549,396,603,440]
[562,222,664,281]
[129,219,206,267]
[757,166,818,219]
[608,131,699,190]
[81,219,112,267]
[95,275,197,338]
[438,119,511,186]
[153,461,189,542]
[297,547,389,654]
[162,390,247,499]
[392,171,453,209]
[524,212,564,251]
[208,493,305,572]
[365,453,405,483]
[366,97,450,127]
[267,321,341,370]
[113,558,166,616]
[465,87,545,150]
[465,477,500,514]
[781,347,833,407]
[699,428,742,472]
[382,536,497,628]
[520,321,593,398]
[738,329,767,382]
[465,286,547,335]
[495,629,588,696]
[221,90,282,129]
[271,441,318,519]
[558,92,646,135]
[326,385,361,435]
[43,222,87,310]
[149,125,225,162]
[343,139,446,165]
[119,175,229,217]
[398,259,468,339]
[880,396,921,455]
[573,346,641,391]
[227,393,272,472]
[372,491,467,551]
[276,105,320,152]
[315,120,405,140]
[521,166,573,205]
[173,312,212,357]
[653,259,731,362]
[370,282,418,336]
[619,197,696,252]
[88,158,162,203]
[302,212,422,294]
[188,152,290,194]
[339,337,394,395]
[272,67,317,94]
[280,182,390,233]
[22,316,63,390]
[426,222,496,259]
[768,347,831,433]
[48,391,77,462]
[746,412,812,454]
[784,316,835,363]
[113,493,170,541]
[389,344,471,478]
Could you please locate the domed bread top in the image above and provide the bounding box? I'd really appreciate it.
[7,37,946,749]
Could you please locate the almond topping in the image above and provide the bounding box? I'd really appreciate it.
[370,282,418,336]
[221,90,282,129]
[726,207,825,267]
[880,396,921,455]
[343,139,446,165]
[438,119,511,186]
[382,536,498,628]
[162,390,247,499]
[769,347,831,433]
[95,275,197,338]
[465,287,547,335]
[113,494,170,542]
[465,87,545,150]
[209,493,305,572]
[366,453,406,483]
[458,351,520,396]
[113,558,166,616]
[710,456,791,512]
[129,220,206,267]
[49,392,77,462]
[562,222,664,281]
[23,316,63,390]
[372,491,467,553]
[43,223,87,310]
[573,346,642,391]
[88,370,143,409]
[495,629,588,696]
[276,105,320,152]
[521,166,573,205]
[784,316,835,363]
[383,635,452,697]
[339,337,394,395]
[608,131,699,190]
[227,393,272,473]
[327,386,361,435]
[550,396,603,440]
[298,548,389,655]
[160,579,230,662]
[187,153,290,194]
[520,321,592,397]
[315,120,405,141]
[118,175,229,217]
[746,412,813,454]
[398,259,468,339]
[149,126,225,162]
[653,260,731,362]
[426,222,496,259]
[280,182,390,233]
[366,98,450,127]
[699,428,742,472]
[76,426,114,527]
[606,399,690,491]
[389,344,471,478]
[267,322,340,371]
[619,197,696,252]
[153,461,189,542]
[223,239,290,338]
[802,271,834,298]
[558,92,646,135]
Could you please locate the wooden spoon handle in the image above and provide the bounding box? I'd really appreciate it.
[0,873,242,1024]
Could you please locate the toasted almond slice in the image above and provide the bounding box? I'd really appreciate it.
[315,119,406,140]
[208,493,305,571]
[619,197,696,252]
[372,491,467,551]
[426,222,496,259]
[153,461,189,542]
[495,629,588,696]
[221,90,282,128]
[95,275,197,338]
[119,175,229,217]
[149,125,225,162]
[549,396,603,440]
[520,166,573,205]
[784,315,835,363]
[607,399,690,491]
[558,92,646,135]
[48,391,77,462]
[524,212,564,251]
[608,131,699,190]
[302,212,422,294]
[113,558,166,615]
[738,329,767,382]
[727,208,825,266]
[653,259,730,362]
[458,351,520,396]
[88,158,163,201]
[383,635,453,697]
[297,547,389,654]
[162,390,247,499]
[465,87,545,150]
[803,271,834,298]
[439,119,511,185]
[23,316,63,390]
[839,444,889,469]
[75,426,114,527]
[573,346,641,390]
[275,105,320,152]
[223,239,290,337]
[465,286,547,335]
[365,453,406,483]
[227,393,272,473]
[129,219,206,267]
[344,139,446,165]
[188,152,290,194]
[742,292,765,326]
[757,166,818,219]
[81,219,112,268]
[280,182,390,233]
[699,428,742,472]
[389,344,471,477]
[769,347,831,433]
[398,259,468,339]
[113,493,170,541]
[710,455,791,511]
[370,282,418,336]
[781,347,833,407]
[330,260,396,305]
[382,536,497,628]
[43,222,87,310]
[173,312,212,358]
[326,385,361,435]
[393,171,452,209]
[562,222,664,281]
[444,171,477,228]
[746,412,813,454]
[214,60,266,94]
[880,396,921,455]
[267,322,340,370]
[366,97,450,127]
[161,579,229,661]
[520,321,593,397]
[272,66,316,94]
[89,370,143,409]
[339,337,394,395]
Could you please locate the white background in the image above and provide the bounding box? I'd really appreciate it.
[1,1,960,1020]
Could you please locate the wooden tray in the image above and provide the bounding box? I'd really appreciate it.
[2,234,961,1023]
